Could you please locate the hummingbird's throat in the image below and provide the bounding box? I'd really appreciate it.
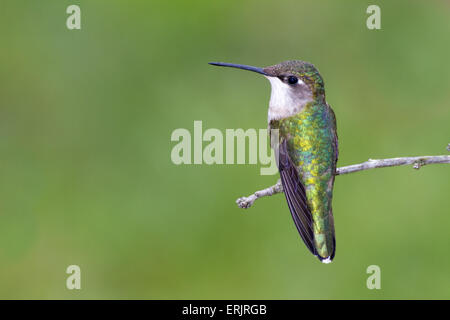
[265,76,313,121]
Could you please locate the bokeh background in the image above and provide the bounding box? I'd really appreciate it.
[0,0,449,299]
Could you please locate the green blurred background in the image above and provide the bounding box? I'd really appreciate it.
[0,0,449,299]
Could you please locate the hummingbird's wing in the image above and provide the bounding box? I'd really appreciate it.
[278,139,315,255]
[328,103,339,163]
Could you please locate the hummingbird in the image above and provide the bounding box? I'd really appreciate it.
[209,60,338,263]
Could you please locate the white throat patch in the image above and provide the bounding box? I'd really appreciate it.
[265,76,312,122]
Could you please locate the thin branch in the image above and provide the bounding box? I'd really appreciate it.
[236,179,283,209]
[236,143,450,209]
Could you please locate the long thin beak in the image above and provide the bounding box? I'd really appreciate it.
[209,62,268,76]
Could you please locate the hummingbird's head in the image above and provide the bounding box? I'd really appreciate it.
[209,60,325,120]
[263,60,325,99]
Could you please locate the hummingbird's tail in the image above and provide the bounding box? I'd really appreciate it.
[317,236,336,264]
[316,209,336,264]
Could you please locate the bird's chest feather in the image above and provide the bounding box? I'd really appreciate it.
[271,103,336,177]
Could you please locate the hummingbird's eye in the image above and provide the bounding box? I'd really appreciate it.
[287,76,298,85]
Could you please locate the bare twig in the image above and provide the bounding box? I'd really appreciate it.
[236,179,283,209]
[236,144,450,209]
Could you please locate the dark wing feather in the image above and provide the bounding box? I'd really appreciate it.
[278,139,316,255]
[328,103,339,164]
[328,103,338,260]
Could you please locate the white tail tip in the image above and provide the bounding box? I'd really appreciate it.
[321,257,332,264]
